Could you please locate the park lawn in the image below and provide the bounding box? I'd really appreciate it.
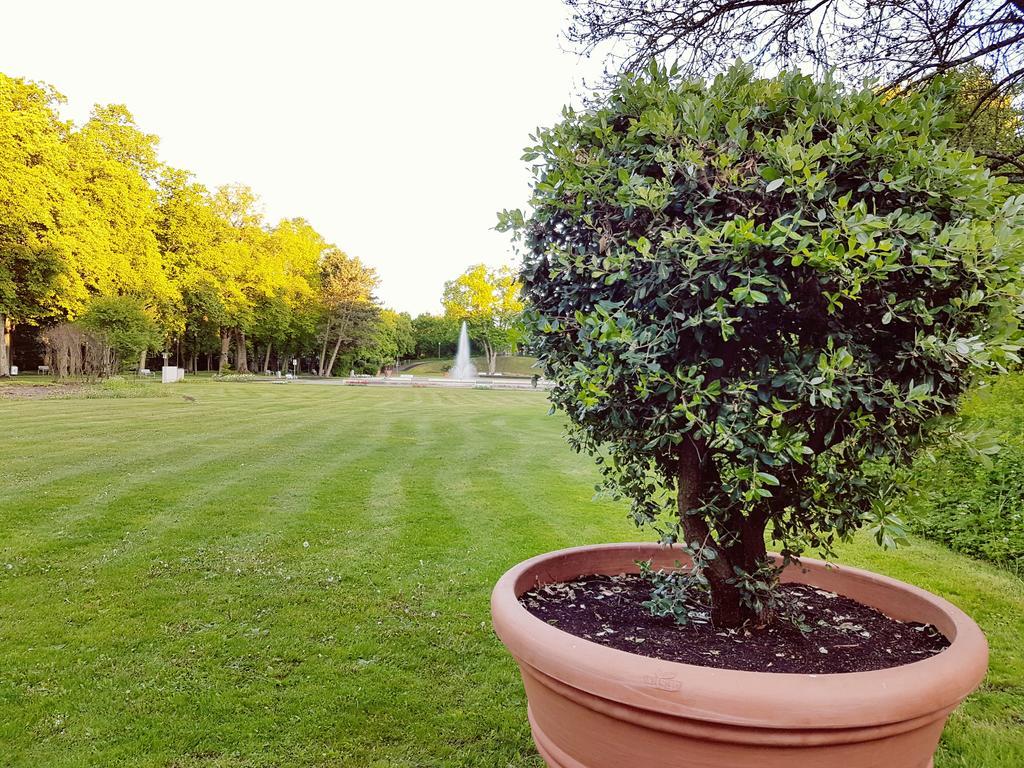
[0,383,1021,767]
[403,356,539,378]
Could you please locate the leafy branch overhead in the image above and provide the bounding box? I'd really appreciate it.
[566,0,1024,94]
[564,0,1024,181]
[499,63,1024,627]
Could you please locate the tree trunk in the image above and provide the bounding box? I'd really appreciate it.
[6,320,13,373]
[676,439,759,628]
[219,328,231,371]
[262,342,272,373]
[324,311,354,378]
[0,314,9,377]
[318,319,333,376]
[485,340,497,374]
[235,329,249,373]
[138,349,146,375]
[325,334,343,377]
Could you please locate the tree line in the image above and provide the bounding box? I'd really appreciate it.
[0,71,414,377]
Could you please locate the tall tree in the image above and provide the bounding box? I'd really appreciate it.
[258,218,324,369]
[155,168,230,370]
[318,248,379,376]
[65,104,177,370]
[209,184,267,372]
[442,264,525,374]
[0,74,71,375]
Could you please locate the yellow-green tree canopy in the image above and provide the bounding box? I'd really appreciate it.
[317,247,380,376]
[442,264,525,373]
[0,68,402,378]
[0,74,73,374]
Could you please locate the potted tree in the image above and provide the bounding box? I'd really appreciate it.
[492,64,1021,767]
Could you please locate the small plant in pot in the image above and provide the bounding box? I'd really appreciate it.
[493,63,1022,768]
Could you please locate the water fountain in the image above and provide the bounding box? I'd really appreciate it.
[449,321,478,380]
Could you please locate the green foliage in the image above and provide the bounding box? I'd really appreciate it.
[932,66,1024,189]
[318,248,381,375]
[412,313,458,358]
[352,310,415,373]
[909,374,1024,571]
[64,104,172,315]
[78,295,161,370]
[0,245,63,323]
[499,62,1024,625]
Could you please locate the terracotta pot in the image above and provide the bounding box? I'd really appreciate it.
[491,543,987,768]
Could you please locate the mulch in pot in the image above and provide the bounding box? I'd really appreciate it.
[519,574,950,674]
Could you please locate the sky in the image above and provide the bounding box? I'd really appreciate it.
[0,0,603,315]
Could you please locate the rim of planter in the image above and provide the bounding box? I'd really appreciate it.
[491,542,989,730]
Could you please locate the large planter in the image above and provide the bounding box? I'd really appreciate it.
[491,543,988,768]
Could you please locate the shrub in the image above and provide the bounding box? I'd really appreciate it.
[78,296,161,373]
[499,63,1024,626]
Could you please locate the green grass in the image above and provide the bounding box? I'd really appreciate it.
[908,373,1024,572]
[402,356,539,377]
[0,377,171,399]
[0,383,1021,767]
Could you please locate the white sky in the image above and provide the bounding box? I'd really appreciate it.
[0,0,602,315]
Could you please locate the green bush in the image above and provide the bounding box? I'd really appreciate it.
[78,296,162,372]
[910,376,1024,572]
[499,63,1024,626]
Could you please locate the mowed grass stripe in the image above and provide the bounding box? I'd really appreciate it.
[142,402,412,567]
[0,383,1020,767]
[0,383,378,505]
[1,398,345,563]
[0,389,330,498]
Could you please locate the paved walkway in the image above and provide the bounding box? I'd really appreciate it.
[254,375,551,391]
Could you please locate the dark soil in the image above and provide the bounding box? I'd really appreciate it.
[520,574,950,674]
[0,383,86,400]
